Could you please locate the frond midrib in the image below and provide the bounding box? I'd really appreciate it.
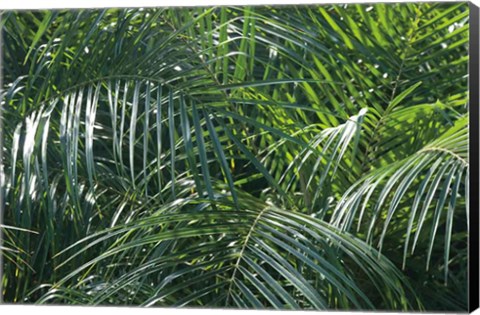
[224,206,270,306]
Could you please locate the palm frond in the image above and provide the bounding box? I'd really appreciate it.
[36,197,417,310]
[331,116,468,277]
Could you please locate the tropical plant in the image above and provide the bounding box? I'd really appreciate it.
[0,2,470,311]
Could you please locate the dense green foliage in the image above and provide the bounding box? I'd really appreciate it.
[0,2,470,311]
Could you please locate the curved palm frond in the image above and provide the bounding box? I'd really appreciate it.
[35,197,417,310]
[331,116,468,278]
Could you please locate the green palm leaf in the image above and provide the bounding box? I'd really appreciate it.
[331,116,468,277]
[1,3,470,310]
[36,197,417,310]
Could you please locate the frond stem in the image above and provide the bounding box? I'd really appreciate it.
[360,10,421,174]
[225,206,269,306]
[420,147,468,166]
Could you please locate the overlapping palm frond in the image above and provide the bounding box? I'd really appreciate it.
[331,116,468,271]
[32,197,417,310]
[0,2,470,311]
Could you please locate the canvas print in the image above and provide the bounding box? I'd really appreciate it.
[0,1,476,312]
